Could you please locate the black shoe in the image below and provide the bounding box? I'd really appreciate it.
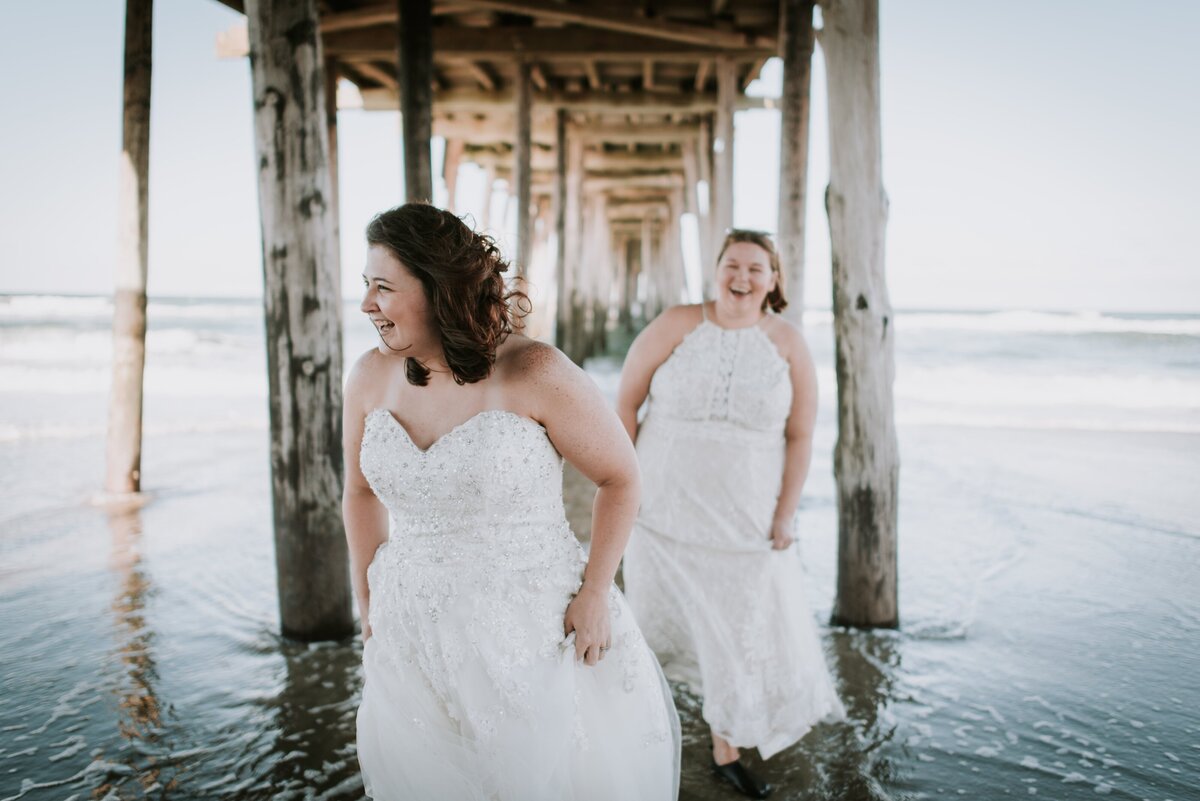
[711,758,774,799]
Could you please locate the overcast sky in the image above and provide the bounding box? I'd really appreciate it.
[1,0,1196,311]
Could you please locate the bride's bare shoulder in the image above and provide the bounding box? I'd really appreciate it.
[495,334,571,381]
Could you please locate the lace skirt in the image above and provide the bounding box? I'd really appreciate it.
[624,415,845,758]
[357,540,680,800]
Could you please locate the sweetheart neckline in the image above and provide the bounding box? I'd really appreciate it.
[367,408,545,454]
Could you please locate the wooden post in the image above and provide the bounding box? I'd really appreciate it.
[481,162,496,230]
[667,188,685,305]
[696,117,715,281]
[823,0,899,629]
[640,217,655,317]
[513,60,533,277]
[245,0,353,641]
[105,0,153,497]
[553,109,570,351]
[614,232,632,332]
[565,132,586,362]
[590,195,611,355]
[712,58,736,269]
[397,0,433,201]
[443,138,464,211]
[778,0,816,322]
[325,55,341,240]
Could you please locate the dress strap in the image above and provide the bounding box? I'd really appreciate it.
[700,301,708,321]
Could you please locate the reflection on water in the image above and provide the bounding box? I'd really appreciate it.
[104,506,169,795]
[2,420,1199,799]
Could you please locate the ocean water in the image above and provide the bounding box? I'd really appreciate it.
[1,294,1198,800]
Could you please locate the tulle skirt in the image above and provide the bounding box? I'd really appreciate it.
[357,550,680,800]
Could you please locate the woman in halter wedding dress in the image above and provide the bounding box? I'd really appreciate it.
[343,204,679,800]
[617,230,844,798]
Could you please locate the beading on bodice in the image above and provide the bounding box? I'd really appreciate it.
[359,409,581,570]
[646,320,791,437]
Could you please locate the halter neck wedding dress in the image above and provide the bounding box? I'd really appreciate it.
[623,314,845,759]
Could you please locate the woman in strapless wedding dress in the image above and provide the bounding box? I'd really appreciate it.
[618,231,843,799]
[342,204,679,801]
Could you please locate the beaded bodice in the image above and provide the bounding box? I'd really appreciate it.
[646,320,791,435]
[360,409,581,569]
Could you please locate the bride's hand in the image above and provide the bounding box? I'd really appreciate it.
[770,517,795,550]
[563,583,612,666]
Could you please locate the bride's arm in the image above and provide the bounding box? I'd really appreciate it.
[615,304,697,443]
[522,342,641,666]
[342,351,389,641]
[771,325,819,550]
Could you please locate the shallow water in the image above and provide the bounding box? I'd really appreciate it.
[2,298,1199,799]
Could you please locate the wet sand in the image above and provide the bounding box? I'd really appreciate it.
[3,405,1198,800]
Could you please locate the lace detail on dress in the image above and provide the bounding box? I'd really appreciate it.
[625,316,846,759]
[356,409,681,800]
[647,320,790,433]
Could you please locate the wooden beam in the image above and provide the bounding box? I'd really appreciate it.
[741,56,769,91]
[351,60,397,89]
[693,58,711,91]
[320,5,397,33]
[823,0,899,630]
[458,0,772,49]
[574,122,701,144]
[397,0,433,201]
[584,59,602,90]
[245,0,352,641]
[324,26,774,61]
[777,0,815,320]
[530,63,549,91]
[642,59,655,91]
[359,85,770,113]
[514,60,533,277]
[106,0,152,497]
[319,1,478,33]
[465,60,497,91]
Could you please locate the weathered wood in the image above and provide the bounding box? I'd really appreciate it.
[712,57,735,267]
[325,54,341,228]
[823,0,899,630]
[442,137,464,210]
[553,108,570,351]
[513,60,533,277]
[480,162,496,229]
[777,0,815,321]
[105,0,153,497]
[356,85,773,113]
[565,131,586,361]
[325,27,774,62]
[245,0,353,641]
[640,217,656,317]
[351,59,399,89]
[666,187,686,304]
[397,0,433,200]
[584,59,602,90]
[456,0,774,49]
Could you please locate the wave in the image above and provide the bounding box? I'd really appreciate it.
[803,309,1200,336]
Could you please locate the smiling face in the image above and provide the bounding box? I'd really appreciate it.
[716,240,777,313]
[360,245,439,359]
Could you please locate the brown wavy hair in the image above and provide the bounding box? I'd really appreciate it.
[717,229,787,313]
[365,203,530,386]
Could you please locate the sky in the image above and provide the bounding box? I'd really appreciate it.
[0,0,1197,312]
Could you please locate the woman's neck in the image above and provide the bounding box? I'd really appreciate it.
[710,299,765,329]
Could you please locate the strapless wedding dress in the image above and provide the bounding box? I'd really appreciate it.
[356,408,680,800]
